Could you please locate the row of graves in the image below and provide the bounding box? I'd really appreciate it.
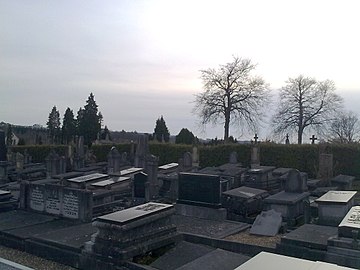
[0,131,359,269]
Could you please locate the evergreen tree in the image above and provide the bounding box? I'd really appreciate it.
[47,106,61,144]
[62,107,76,144]
[153,116,170,142]
[77,93,102,146]
[175,128,196,145]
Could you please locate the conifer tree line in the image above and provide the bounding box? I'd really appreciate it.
[47,93,105,146]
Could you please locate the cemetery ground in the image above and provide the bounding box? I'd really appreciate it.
[1,133,360,269]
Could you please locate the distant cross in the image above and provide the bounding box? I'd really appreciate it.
[310,135,318,144]
[254,134,259,144]
[285,134,290,144]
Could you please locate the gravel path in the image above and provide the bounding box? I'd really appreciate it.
[0,245,76,270]
[225,228,282,248]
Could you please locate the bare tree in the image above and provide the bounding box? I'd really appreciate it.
[193,57,269,140]
[328,111,359,143]
[272,75,343,144]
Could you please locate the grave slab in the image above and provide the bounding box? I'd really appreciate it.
[0,210,56,231]
[150,241,215,270]
[176,248,250,270]
[281,224,337,250]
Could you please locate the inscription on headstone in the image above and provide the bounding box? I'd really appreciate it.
[63,190,79,219]
[45,186,61,215]
[30,185,45,211]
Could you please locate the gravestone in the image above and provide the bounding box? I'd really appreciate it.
[83,202,177,267]
[192,146,199,167]
[24,182,93,221]
[285,169,307,193]
[331,174,355,190]
[250,209,282,236]
[133,172,147,199]
[178,172,223,207]
[15,152,24,171]
[250,146,260,169]
[107,146,121,173]
[316,190,357,226]
[326,206,360,268]
[0,130,6,161]
[318,153,333,185]
[23,149,32,164]
[146,154,159,200]
[135,134,149,168]
[45,150,66,178]
[181,152,193,171]
[229,151,238,164]
[222,186,269,219]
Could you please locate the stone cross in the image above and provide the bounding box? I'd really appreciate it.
[254,134,259,144]
[285,134,290,144]
[310,135,317,144]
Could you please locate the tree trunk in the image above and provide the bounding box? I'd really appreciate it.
[297,127,303,144]
[224,111,230,141]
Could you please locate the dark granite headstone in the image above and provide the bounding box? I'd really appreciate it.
[134,172,147,198]
[285,169,306,193]
[178,172,221,207]
[0,130,6,161]
[250,209,282,236]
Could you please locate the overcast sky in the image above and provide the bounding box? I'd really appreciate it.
[1,0,360,141]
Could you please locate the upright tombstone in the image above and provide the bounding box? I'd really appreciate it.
[135,134,149,169]
[107,146,122,174]
[73,136,85,170]
[192,146,199,167]
[146,154,159,200]
[181,152,193,172]
[23,149,32,164]
[45,149,66,178]
[251,134,260,169]
[0,130,8,181]
[15,152,24,171]
[229,151,238,164]
[285,169,307,193]
[0,130,7,161]
[318,153,333,185]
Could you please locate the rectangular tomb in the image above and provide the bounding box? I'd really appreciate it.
[316,191,357,226]
[66,173,109,189]
[85,202,177,263]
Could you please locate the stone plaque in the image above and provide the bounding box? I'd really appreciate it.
[97,202,173,225]
[67,173,108,183]
[62,190,79,219]
[178,172,221,207]
[339,206,360,238]
[29,185,45,211]
[45,185,62,215]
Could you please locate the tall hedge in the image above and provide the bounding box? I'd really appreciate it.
[10,143,360,180]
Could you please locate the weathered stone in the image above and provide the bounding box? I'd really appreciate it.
[250,209,282,236]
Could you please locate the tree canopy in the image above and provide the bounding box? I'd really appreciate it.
[62,107,76,144]
[77,93,103,146]
[328,111,359,143]
[194,56,269,141]
[175,128,196,144]
[47,106,61,144]
[272,75,343,144]
[153,116,170,142]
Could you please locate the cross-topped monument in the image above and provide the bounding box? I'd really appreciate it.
[254,133,259,144]
[310,135,317,144]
